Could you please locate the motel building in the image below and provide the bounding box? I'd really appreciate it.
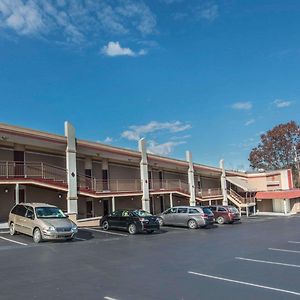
[0,122,299,226]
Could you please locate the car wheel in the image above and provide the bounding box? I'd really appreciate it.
[188,219,198,229]
[102,221,109,231]
[216,216,225,225]
[33,228,42,243]
[9,222,16,236]
[128,224,137,235]
[158,218,164,226]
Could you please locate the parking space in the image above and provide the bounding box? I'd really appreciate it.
[1,215,300,299]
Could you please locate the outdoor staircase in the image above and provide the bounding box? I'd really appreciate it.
[227,188,256,214]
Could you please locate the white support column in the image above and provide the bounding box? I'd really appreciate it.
[65,121,78,215]
[139,138,150,212]
[112,196,115,212]
[186,151,196,206]
[246,206,249,217]
[220,159,228,206]
[170,193,173,208]
[253,205,256,215]
[283,199,287,215]
[15,183,19,204]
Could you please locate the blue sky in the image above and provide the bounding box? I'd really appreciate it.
[0,0,299,170]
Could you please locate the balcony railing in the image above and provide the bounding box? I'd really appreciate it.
[0,161,67,183]
[197,187,222,198]
[150,179,189,193]
[0,161,223,198]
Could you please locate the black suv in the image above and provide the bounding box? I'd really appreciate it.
[101,209,160,234]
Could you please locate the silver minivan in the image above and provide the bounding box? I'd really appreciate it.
[8,203,78,243]
[158,206,215,229]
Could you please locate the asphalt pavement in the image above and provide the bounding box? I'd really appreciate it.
[0,215,300,300]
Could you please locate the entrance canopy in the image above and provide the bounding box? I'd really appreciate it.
[256,189,300,200]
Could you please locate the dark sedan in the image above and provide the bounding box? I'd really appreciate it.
[101,209,160,235]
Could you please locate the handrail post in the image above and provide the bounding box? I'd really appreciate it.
[6,161,9,178]
[41,162,44,179]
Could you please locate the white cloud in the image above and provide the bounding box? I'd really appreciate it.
[196,2,219,22]
[231,102,252,110]
[245,119,255,126]
[0,0,157,45]
[147,140,185,156]
[121,120,191,156]
[121,121,191,141]
[0,0,44,35]
[273,99,292,108]
[103,137,113,144]
[101,41,146,57]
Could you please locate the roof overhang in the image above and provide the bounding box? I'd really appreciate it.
[256,190,300,200]
[227,176,257,192]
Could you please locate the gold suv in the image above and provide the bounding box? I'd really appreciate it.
[8,203,78,243]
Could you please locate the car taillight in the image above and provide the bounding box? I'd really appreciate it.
[203,214,208,219]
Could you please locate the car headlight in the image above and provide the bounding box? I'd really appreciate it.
[71,223,78,231]
[47,226,56,232]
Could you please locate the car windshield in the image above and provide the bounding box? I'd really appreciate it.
[229,207,239,213]
[35,207,66,219]
[132,210,152,217]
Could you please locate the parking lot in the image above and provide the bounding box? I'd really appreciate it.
[1,215,300,300]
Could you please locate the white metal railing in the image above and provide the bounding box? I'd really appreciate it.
[0,161,67,182]
[228,188,255,204]
[197,187,223,198]
[149,179,189,194]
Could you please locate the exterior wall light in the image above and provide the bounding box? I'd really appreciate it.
[58,193,62,198]
[4,187,9,193]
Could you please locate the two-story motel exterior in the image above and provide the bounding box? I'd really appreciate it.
[0,122,299,224]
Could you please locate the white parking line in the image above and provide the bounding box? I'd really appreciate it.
[235,257,300,268]
[288,241,300,244]
[83,228,128,237]
[188,271,300,296]
[0,236,28,246]
[269,248,300,254]
[0,231,10,234]
[104,296,118,300]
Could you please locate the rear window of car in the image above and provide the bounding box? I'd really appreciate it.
[229,207,239,213]
[111,210,122,217]
[218,207,227,212]
[188,208,200,214]
[202,207,212,215]
[11,205,27,217]
[132,210,153,217]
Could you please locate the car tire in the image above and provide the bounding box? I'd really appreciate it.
[33,228,42,243]
[102,221,109,231]
[128,224,137,235]
[9,222,16,236]
[187,219,198,229]
[158,218,164,226]
[216,216,225,225]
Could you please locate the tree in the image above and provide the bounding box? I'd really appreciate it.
[249,121,300,187]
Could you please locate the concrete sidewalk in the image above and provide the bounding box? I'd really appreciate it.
[0,222,9,231]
